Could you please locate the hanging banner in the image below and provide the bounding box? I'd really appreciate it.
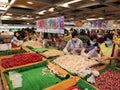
[37,16,64,34]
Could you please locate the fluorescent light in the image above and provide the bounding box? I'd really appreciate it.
[38,10,46,15]
[91,0,95,1]
[87,18,98,21]
[21,17,28,19]
[59,0,82,7]
[22,17,34,19]
[1,15,12,19]
[6,13,12,16]
[98,17,104,20]
[0,0,16,10]
[27,2,33,4]
[48,7,54,12]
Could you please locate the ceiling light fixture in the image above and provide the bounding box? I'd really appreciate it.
[87,18,98,21]
[38,10,46,15]
[1,15,12,19]
[48,7,55,12]
[98,17,104,20]
[27,2,33,4]
[6,13,12,16]
[91,0,95,1]
[0,0,15,10]
[59,0,82,7]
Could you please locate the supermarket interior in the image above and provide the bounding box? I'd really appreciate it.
[0,0,120,90]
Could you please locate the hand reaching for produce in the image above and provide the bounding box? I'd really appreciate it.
[73,48,78,51]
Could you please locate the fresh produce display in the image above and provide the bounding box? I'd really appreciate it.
[54,55,99,74]
[0,49,26,56]
[4,61,63,90]
[2,53,43,68]
[23,40,42,48]
[94,69,120,90]
[41,49,64,58]
[0,43,11,51]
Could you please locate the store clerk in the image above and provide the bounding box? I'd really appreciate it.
[63,31,83,55]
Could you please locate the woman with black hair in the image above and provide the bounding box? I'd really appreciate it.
[81,35,100,58]
[11,31,23,46]
[63,31,83,55]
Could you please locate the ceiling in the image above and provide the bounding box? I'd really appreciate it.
[0,0,120,24]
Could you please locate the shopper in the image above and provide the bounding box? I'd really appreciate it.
[28,28,36,40]
[0,36,4,44]
[97,29,104,44]
[11,31,23,46]
[42,33,49,47]
[81,35,100,58]
[99,34,118,64]
[63,31,83,55]
[79,29,90,43]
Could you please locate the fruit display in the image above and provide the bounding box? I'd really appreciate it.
[0,49,26,56]
[22,40,43,48]
[54,55,99,74]
[94,69,120,90]
[2,53,43,68]
[41,49,64,58]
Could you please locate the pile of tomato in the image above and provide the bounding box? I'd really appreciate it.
[2,53,43,68]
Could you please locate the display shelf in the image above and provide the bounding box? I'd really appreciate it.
[1,61,74,90]
[0,53,44,71]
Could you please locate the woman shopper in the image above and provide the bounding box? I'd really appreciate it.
[63,31,83,55]
[81,35,100,58]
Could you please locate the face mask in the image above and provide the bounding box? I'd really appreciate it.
[105,41,112,46]
[97,35,103,38]
[90,41,96,45]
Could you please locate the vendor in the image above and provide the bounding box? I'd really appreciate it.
[99,34,118,64]
[81,35,100,58]
[63,31,83,55]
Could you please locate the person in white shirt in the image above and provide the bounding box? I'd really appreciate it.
[63,31,83,55]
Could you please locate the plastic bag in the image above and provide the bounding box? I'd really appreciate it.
[87,75,95,84]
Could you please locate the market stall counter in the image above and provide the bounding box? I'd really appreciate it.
[1,61,80,90]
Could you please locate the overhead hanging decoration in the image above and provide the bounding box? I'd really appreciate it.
[37,16,64,34]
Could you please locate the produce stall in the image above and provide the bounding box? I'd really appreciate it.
[1,61,81,90]
[53,55,99,75]
[22,40,43,48]
[80,65,120,90]
[1,53,43,69]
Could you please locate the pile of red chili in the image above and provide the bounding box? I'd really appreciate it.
[2,53,43,68]
[94,69,120,90]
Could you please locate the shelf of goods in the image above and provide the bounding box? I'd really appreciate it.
[40,49,64,59]
[0,53,43,70]
[26,46,50,53]
[1,61,81,90]
[26,46,64,59]
[22,40,43,48]
[0,35,13,43]
[53,55,99,75]
[0,48,27,59]
[83,65,120,90]
[66,79,97,90]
